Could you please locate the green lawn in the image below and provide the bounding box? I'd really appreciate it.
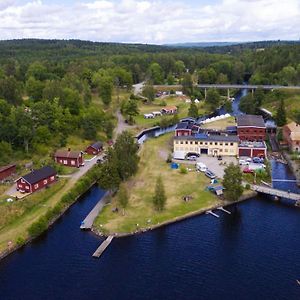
[134,96,210,128]
[202,116,236,130]
[94,133,220,234]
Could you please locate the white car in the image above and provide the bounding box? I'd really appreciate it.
[239,159,249,165]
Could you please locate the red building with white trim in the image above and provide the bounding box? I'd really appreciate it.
[85,141,103,155]
[0,164,16,181]
[16,166,57,194]
[237,115,266,141]
[54,150,84,168]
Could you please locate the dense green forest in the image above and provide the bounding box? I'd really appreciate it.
[1,39,300,165]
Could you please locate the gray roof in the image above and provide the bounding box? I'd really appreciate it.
[90,141,103,150]
[22,166,56,185]
[174,134,239,143]
[237,114,265,128]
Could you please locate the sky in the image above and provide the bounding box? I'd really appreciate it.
[0,0,299,44]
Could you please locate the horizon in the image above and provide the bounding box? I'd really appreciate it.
[0,0,299,44]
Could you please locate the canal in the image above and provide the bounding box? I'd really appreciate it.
[0,89,299,299]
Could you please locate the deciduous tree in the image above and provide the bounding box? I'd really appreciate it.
[223,163,243,202]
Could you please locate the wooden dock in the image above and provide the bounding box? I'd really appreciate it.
[80,192,109,230]
[92,236,114,258]
[217,207,231,214]
[206,210,220,218]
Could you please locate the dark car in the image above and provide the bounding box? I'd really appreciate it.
[96,158,103,164]
[253,157,262,164]
[205,170,216,179]
[217,155,222,160]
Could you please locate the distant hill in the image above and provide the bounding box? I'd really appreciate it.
[165,42,239,48]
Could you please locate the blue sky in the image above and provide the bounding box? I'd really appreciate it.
[0,0,299,43]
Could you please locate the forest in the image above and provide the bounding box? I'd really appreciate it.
[1,39,300,165]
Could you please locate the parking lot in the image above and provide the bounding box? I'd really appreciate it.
[195,156,238,178]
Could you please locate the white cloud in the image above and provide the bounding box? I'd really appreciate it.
[0,0,299,43]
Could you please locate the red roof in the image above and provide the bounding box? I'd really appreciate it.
[0,164,16,173]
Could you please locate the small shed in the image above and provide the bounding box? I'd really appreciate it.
[0,164,16,181]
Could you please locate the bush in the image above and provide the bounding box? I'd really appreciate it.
[179,165,188,174]
[28,216,48,237]
[16,236,25,246]
[245,184,250,190]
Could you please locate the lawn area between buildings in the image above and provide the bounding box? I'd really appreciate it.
[134,96,209,128]
[94,133,221,235]
[202,116,236,130]
[0,179,68,253]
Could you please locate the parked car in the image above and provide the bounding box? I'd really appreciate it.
[239,159,249,165]
[243,167,254,174]
[96,158,103,164]
[217,155,222,160]
[187,156,197,161]
[246,158,252,163]
[205,170,216,179]
[196,162,207,172]
[186,152,200,158]
[252,157,261,164]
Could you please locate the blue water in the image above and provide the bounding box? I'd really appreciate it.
[1,88,300,299]
[0,162,299,300]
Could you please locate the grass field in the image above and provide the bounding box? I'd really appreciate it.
[0,179,69,252]
[94,133,220,234]
[202,116,236,130]
[262,89,300,122]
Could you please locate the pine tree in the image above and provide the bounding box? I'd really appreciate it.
[152,176,166,211]
[276,99,287,126]
[117,185,129,215]
[188,102,198,118]
[222,163,243,202]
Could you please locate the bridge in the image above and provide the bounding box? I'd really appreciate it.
[251,184,300,202]
[153,84,300,99]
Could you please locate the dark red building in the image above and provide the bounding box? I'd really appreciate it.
[0,164,16,181]
[54,150,84,168]
[237,115,266,141]
[16,166,57,194]
[175,121,199,137]
[85,141,103,155]
[238,141,267,158]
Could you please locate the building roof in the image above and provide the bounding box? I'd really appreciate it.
[237,114,265,128]
[161,106,177,111]
[22,166,56,185]
[239,141,267,149]
[284,122,300,141]
[0,164,16,173]
[55,150,82,159]
[89,141,103,150]
[175,122,193,130]
[174,134,239,143]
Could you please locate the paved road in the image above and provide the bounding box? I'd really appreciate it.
[113,110,134,140]
[133,82,144,95]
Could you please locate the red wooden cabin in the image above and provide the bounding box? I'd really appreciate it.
[85,141,103,155]
[16,166,57,194]
[54,149,84,168]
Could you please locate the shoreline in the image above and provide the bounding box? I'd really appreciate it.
[91,191,258,238]
[0,181,98,262]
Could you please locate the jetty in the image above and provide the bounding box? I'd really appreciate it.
[217,207,231,214]
[206,210,219,218]
[80,192,109,230]
[92,236,114,258]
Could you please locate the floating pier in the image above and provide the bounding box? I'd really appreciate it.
[206,210,219,218]
[217,207,231,214]
[92,236,114,258]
